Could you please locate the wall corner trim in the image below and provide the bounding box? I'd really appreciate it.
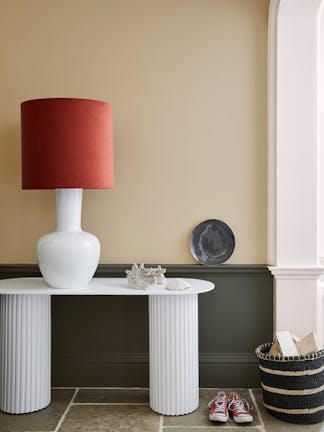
[268,266,324,279]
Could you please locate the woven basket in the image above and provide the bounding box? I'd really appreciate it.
[255,342,324,424]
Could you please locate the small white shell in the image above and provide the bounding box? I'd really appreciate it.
[167,278,191,291]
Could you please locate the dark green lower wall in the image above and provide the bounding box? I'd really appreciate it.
[0,264,273,388]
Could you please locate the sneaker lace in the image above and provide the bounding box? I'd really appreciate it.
[229,398,251,414]
[215,399,227,413]
[209,397,227,413]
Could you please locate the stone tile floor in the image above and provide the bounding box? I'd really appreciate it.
[0,388,322,432]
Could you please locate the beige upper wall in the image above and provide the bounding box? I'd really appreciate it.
[0,0,269,264]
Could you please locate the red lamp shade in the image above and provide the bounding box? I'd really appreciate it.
[21,98,114,189]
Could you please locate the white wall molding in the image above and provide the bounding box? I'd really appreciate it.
[268,0,324,340]
[269,267,324,280]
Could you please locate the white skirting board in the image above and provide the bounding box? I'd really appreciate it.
[149,294,199,415]
[0,294,51,414]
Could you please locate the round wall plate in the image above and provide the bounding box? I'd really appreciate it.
[189,219,235,265]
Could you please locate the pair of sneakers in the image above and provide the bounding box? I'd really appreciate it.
[208,391,253,424]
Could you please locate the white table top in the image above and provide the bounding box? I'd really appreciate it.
[0,277,215,296]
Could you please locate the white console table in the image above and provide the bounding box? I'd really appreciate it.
[0,277,214,416]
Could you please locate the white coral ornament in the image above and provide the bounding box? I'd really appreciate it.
[126,264,166,290]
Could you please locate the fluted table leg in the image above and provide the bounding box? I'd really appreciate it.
[149,294,199,415]
[0,294,51,414]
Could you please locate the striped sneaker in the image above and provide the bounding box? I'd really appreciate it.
[208,391,229,422]
[228,392,253,423]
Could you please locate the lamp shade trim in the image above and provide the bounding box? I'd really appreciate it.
[21,98,114,189]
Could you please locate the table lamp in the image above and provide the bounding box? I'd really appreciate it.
[21,97,114,289]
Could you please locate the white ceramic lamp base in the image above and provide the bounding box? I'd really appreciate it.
[38,189,100,289]
[0,294,51,414]
[149,294,199,415]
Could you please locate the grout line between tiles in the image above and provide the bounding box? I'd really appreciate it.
[52,386,261,390]
[249,389,266,432]
[72,402,149,406]
[55,386,149,390]
[52,387,262,390]
[159,415,163,432]
[161,426,260,429]
[54,387,79,432]
[51,387,78,389]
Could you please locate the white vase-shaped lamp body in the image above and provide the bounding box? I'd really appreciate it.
[38,189,100,289]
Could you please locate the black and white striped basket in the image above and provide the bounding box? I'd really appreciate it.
[255,342,324,424]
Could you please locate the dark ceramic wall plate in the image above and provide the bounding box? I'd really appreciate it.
[190,219,235,265]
